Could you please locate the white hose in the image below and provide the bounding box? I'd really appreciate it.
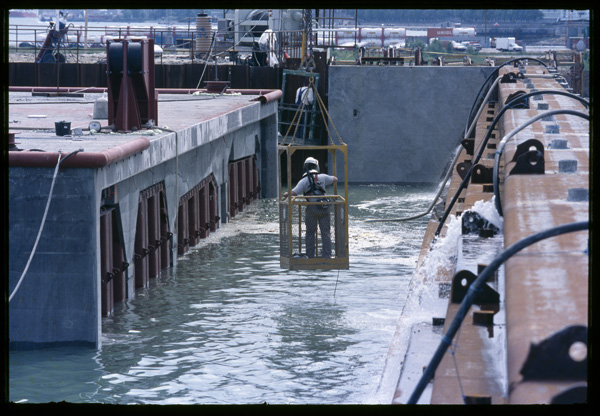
[9,151,62,302]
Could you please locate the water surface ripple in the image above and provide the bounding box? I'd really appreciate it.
[10,184,436,404]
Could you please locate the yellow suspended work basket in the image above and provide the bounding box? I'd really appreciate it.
[278,75,349,270]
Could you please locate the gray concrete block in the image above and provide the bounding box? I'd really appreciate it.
[328,66,497,184]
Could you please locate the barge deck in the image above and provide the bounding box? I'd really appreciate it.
[377,60,590,405]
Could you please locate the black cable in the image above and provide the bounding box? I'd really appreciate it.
[58,148,84,165]
[434,89,589,237]
[464,57,548,136]
[366,71,502,225]
[407,220,589,404]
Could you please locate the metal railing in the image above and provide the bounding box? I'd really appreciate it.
[8,23,311,65]
[9,23,202,64]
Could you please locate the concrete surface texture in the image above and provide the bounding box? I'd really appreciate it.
[328,65,496,184]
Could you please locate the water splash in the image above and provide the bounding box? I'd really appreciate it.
[470,196,504,231]
[416,197,503,283]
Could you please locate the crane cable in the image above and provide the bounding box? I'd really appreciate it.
[281,10,344,147]
[299,9,316,73]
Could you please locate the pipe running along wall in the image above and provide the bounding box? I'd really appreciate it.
[8,88,280,169]
[8,137,151,168]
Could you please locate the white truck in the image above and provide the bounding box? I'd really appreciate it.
[491,37,523,52]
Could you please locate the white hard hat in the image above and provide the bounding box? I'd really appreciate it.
[304,157,319,167]
[304,157,319,173]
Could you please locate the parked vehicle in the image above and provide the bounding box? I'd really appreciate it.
[450,40,466,51]
[490,37,522,52]
[461,41,481,51]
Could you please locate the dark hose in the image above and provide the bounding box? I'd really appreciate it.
[434,90,589,237]
[464,57,548,134]
[407,220,589,404]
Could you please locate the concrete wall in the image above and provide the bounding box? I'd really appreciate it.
[8,100,278,349]
[9,167,100,347]
[328,65,497,184]
[100,119,277,299]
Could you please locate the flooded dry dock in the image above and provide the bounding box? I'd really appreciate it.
[7,33,589,405]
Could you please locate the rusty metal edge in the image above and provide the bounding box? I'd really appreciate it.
[8,136,151,168]
[8,86,283,103]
